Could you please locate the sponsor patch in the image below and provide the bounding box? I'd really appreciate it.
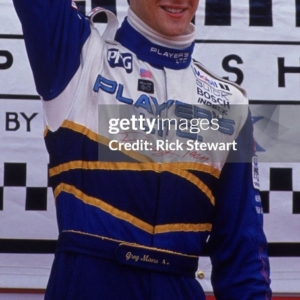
[138,79,154,94]
[107,49,133,73]
[256,206,263,214]
[252,156,260,190]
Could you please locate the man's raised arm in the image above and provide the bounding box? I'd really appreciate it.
[13,0,90,100]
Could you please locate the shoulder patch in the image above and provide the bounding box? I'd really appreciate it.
[252,156,260,190]
[193,60,247,99]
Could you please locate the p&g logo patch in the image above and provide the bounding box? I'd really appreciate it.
[107,49,133,73]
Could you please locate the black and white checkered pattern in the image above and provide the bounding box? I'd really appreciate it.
[1,162,299,214]
[0,162,51,211]
[260,167,300,214]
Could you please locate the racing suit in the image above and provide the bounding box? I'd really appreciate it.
[13,1,272,299]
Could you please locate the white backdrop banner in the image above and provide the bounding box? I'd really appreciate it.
[0,0,300,294]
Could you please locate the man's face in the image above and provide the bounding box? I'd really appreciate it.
[130,0,199,37]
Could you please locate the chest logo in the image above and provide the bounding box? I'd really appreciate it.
[107,49,133,73]
[138,79,154,94]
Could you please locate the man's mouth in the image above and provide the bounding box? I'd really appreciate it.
[162,7,185,14]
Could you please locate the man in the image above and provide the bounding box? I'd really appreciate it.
[13,0,272,299]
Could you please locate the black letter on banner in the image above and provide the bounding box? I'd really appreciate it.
[6,112,20,131]
[0,189,3,210]
[249,0,272,26]
[205,0,231,25]
[20,112,38,132]
[296,0,300,27]
[222,55,244,85]
[278,57,300,87]
[92,0,117,23]
[0,51,13,70]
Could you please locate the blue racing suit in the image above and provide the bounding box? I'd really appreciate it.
[13,1,272,299]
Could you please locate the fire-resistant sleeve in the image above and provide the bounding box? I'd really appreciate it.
[207,110,272,299]
[12,0,91,100]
